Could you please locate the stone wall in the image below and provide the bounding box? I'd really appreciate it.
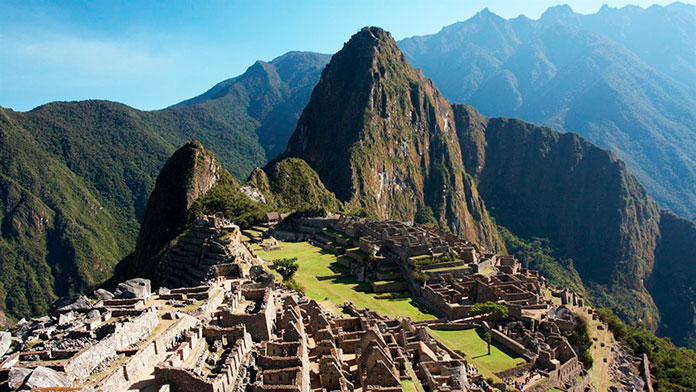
[96,314,198,391]
[427,321,478,330]
[420,286,470,319]
[64,308,159,381]
[201,287,226,318]
[218,289,276,341]
[154,367,215,392]
[370,280,408,293]
[526,358,584,392]
[489,328,536,362]
[98,342,157,392]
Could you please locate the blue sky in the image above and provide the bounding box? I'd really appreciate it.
[0,0,691,111]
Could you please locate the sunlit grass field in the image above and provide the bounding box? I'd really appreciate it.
[427,327,525,381]
[255,240,437,321]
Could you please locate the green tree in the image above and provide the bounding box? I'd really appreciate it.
[412,271,430,285]
[564,315,593,368]
[272,257,299,281]
[414,206,437,226]
[470,301,509,355]
[597,308,696,391]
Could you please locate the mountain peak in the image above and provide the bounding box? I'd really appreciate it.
[133,140,227,275]
[340,26,400,61]
[475,7,495,18]
[354,26,394,43]
[540,4,577,23]
[284,27,502,248]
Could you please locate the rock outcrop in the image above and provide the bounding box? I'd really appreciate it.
[132,141,226,275]
[114,278,151,299]
[0,331,11,357]
[22,366,69,389]
[8,367,32,390]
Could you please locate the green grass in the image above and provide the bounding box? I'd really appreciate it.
[401,379,418,392]
[427,327,524,381]
[426,265,468,273]
[402,360,425,392]
[256,241,437,321]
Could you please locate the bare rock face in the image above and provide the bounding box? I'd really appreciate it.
[23,366,69,389]
[94,288,114,301]
[114,278,151,299]
[7,367,32,389]
[0,331,11,357]
[133,141,225,275]
[58,311,75,326]
[87,309,101,323]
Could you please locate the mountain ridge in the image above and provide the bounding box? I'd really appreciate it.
[399,2,696,219]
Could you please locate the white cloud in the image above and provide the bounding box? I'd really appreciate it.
[0,32,174,77]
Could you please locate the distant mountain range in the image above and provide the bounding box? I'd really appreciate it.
[399,2,696,219]
[0,3,695,351]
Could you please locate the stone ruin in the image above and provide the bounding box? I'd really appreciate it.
[0,213,624,392]
[243,292,476,392]
[159,214,256,288]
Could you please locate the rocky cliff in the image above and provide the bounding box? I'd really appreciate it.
[452,103,696,347]
[284,27,502,251]
[132,141,226,275]
[649,212,696,348]
[455,104,661,287]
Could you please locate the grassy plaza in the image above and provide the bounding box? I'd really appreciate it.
[254,240,437,321]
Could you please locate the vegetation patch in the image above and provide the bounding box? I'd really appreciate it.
[597,308,696,391]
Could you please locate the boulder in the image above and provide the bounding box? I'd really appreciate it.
[24,366,69,389]
[57,295,92,313]
[87,309,101,322]
[7,367,32,389]
[95,288,114,301]
[58,311,75,326]
[0,331,11,357]
[114,278,151,299]
[157,286,171,296]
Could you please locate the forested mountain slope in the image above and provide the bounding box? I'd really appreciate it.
[0,52,327,320]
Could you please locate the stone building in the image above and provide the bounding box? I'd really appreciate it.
[214,287,277,341]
